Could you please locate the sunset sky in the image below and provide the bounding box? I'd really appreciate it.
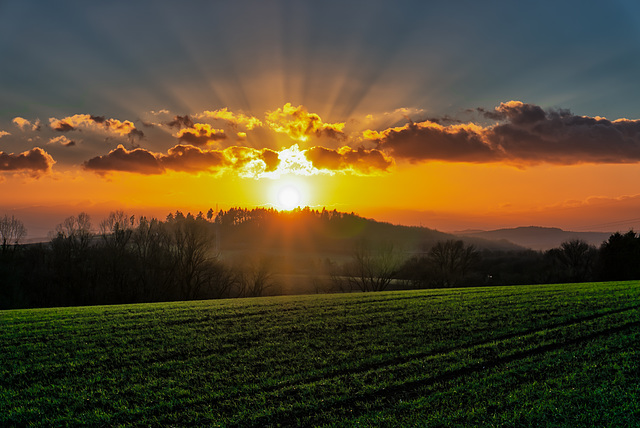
[2,0,640,238]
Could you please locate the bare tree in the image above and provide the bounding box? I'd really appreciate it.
[428,240,479,287]
[0,215,27,253]
[167,215,216,299]
[234,257,277,297]
[49,212,95,304]
[341,240,402,292]
[54,212,93,251]
[130,216,175,300]
[98,211,136,302]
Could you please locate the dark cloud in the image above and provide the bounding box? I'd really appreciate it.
[83,145,163,175]
[160,144,228,173]
[369,121,497,163]
[306,146,393,174]
[127,128,145,142]
[0,147,55,174]
[424,115,463,125]
[481,101,547,125]
[90,115,106,123]
[166,115,194,129]
[368,101,640,165]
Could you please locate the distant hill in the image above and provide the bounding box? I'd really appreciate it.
[455,226,611,251]
[216,208,523,263]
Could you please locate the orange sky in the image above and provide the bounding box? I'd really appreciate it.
[3,108,640,239]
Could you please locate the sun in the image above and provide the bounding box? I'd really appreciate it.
[277,185,301,210]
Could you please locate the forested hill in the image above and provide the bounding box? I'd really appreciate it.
[212,207,523,255]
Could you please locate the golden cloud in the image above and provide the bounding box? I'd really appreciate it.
[48,136,76,147]
[48,114,143,140]
[266,103,345,141]
[12,117,41,131]
[198,108,263,130]
[176,123,227,146]
[83,144,280,177]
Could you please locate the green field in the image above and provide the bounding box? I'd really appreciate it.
[2,282,640,426]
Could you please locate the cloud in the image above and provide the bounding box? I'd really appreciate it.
[369,121,497,163]
[368,101,640,165]
[160,144,228,173]
[12,117,41,131]
[165,115,194,129]
[197,108,263,130]
[176,123,227,146]
[266,103,345,141]
[305,146,394,174]
[48,136,76,147]
[48,114,144,141]
[84,144,280,176]
[0,147,55,175]
[0,131,10,138]
[83,145,164,175]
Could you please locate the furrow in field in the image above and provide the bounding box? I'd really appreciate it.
[231,308,640,427]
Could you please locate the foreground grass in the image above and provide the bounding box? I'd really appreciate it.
[1,281,640,426]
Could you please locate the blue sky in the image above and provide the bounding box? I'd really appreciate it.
[3,0,640,122]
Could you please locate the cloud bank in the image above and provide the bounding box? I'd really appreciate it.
[83,144,280,176]
[368,101,640,165]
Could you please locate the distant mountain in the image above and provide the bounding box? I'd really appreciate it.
[455,226,611,251]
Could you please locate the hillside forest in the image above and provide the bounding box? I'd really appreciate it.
[1,208,639,309]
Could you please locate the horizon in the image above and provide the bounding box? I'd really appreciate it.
[8,204,630,244]
[3,1,640,237]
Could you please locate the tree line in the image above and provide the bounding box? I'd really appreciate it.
[1,210,640,309]
[0,211,276,309]
[395,233,640,289]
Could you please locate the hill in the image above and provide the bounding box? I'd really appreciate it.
[2,281,639,426]
[215,207,524,261]
[455,226,611,251]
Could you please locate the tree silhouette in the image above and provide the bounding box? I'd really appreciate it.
[428,240,479,287]
[341,240,401,292]
[598,231,640,280]
[545,239,597,282]
[0,214,27,254]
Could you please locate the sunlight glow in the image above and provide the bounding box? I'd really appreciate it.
[277,185,301,210]
[255,144,328,179]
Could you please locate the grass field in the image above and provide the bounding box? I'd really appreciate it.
[2,281,640,426]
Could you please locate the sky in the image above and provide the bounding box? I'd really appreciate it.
[2,0,640,238]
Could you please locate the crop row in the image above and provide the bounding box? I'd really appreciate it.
[1,281,639,426]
